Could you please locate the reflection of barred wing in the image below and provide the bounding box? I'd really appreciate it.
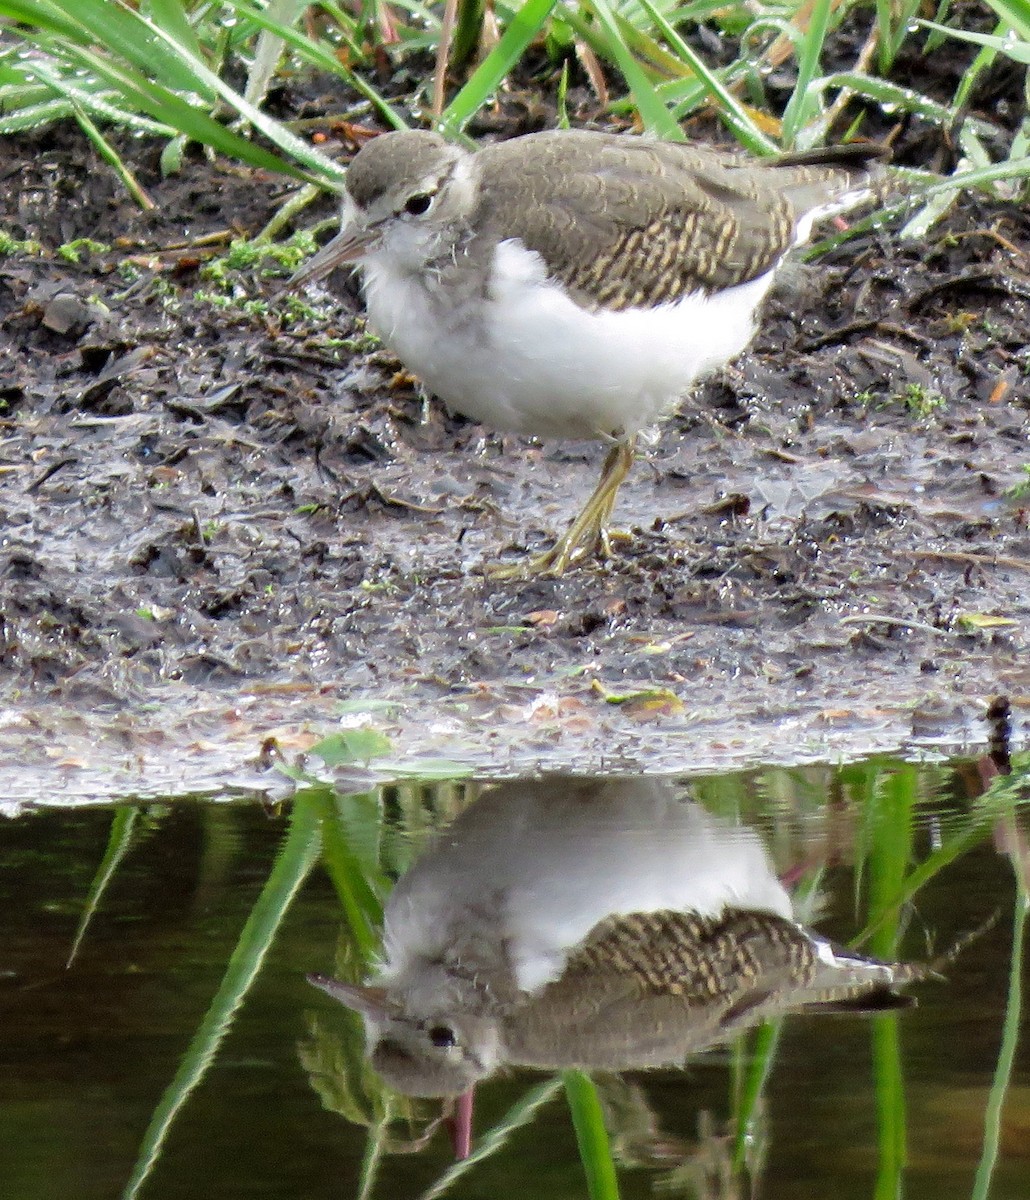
[569,908,817,1004]
[562,908,926,1020]
[502,907,931,1073]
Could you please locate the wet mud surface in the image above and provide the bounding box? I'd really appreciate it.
[1,122,1028,802]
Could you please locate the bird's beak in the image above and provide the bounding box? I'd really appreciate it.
[307,973,397,1018]
[288,223,374,290]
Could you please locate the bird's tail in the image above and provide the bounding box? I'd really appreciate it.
[771,143,892,238]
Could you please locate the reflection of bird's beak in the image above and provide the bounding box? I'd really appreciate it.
[288,224,374,290]
[307,972,397,1018]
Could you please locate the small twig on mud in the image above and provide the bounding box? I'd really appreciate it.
[27,456,76,492]
[839,614,955,637]
[945,226,1028,265]
[801,319,932,351]
[151,231,237,252]
[914,549,1030,573]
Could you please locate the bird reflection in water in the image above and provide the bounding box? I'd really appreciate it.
[309,776,930,1112]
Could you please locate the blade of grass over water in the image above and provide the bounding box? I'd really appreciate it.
[871,1014,906,1200]
[972,822,1028,1200]
[122,795,322,1200]
[416,1079,564,1200]
[863,764,915,1200]
[67,805,139,969]
[320,788,388,960]
[851,764,1025,946]
[730,1019,782,1174]
[563,1070,621,1200]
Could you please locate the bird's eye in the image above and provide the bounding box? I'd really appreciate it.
[428,1024,456,1048]
[404,193,433,217]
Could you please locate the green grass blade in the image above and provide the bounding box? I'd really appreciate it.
[320,789,388,960]
[438,0,558,136]
[121,795,322,1200]
[0,95,73,133]
[780,0,832,147]
[66,805,139,969]
[416,1078,564,1200]
[13,63,175,136]
[864,766,915,1200]
[70,97,155,208]
[53,39,321,180]
[22,57,156,205]
[583,0,682,140]
[984,0,1030,39]
[918,18,1030,63]
[0,0,84,42]
[0,0,217,100]
[242,0,311,108]
[562,1070,621,1200]
[871,1014,906,1200]
[232,0,407,133]
[850,782,1012,946]
[971,850,1028,1200]
[127,8,348,180]
[875,0,894,73]
[147,0,205,61]
[636,0,776,153]
[731,1019,783,1172]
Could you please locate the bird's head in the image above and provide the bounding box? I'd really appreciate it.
[307,972,503,1097]
[290,131,475,287]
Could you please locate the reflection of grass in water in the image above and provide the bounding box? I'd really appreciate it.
[120,793,323,1200]
[69,751,1026,1200]
[972,807,1028,1200]
[863,763,916,1200]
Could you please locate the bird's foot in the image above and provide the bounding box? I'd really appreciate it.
[483,440,637,579]
[484,523,631,579]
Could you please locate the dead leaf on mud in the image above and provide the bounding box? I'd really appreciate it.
[957,613,1020,631]
[596,685,686,719]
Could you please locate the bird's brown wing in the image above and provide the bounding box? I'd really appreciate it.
[565,908,818,1007]
[475,131,874,310]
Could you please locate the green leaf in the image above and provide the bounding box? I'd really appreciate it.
[122,794,322,1199]
[439,0,558,136]
[562,1071,620,1200]
[918,17,1030,63]
[781,0,832,146]
[311,728,393,766]
[67,805,139,968]
[584,0,682,140]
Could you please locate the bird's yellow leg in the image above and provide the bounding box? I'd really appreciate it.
[487,439,637,579]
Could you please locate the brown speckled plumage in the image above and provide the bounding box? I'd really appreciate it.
[570,909,817,1000]
[471,131,886,310]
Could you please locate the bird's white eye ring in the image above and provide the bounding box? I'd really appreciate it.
[404,192,433,216]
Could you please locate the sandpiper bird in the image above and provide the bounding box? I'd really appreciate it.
[309,777,928,1098]
[291,130,887,575]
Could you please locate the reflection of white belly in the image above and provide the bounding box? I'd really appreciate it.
[362,238,774,440]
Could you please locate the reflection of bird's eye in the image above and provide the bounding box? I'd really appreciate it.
[404,193,433,216]
[428,1024,456,1048]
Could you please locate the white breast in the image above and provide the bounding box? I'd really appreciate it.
[360,239,774,440]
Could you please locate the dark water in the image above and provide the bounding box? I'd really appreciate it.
[2,758,1027,1200]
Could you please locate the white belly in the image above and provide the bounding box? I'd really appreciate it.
[361,238,774,440]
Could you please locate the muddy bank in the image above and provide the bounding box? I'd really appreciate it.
[0,129,1028,805]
